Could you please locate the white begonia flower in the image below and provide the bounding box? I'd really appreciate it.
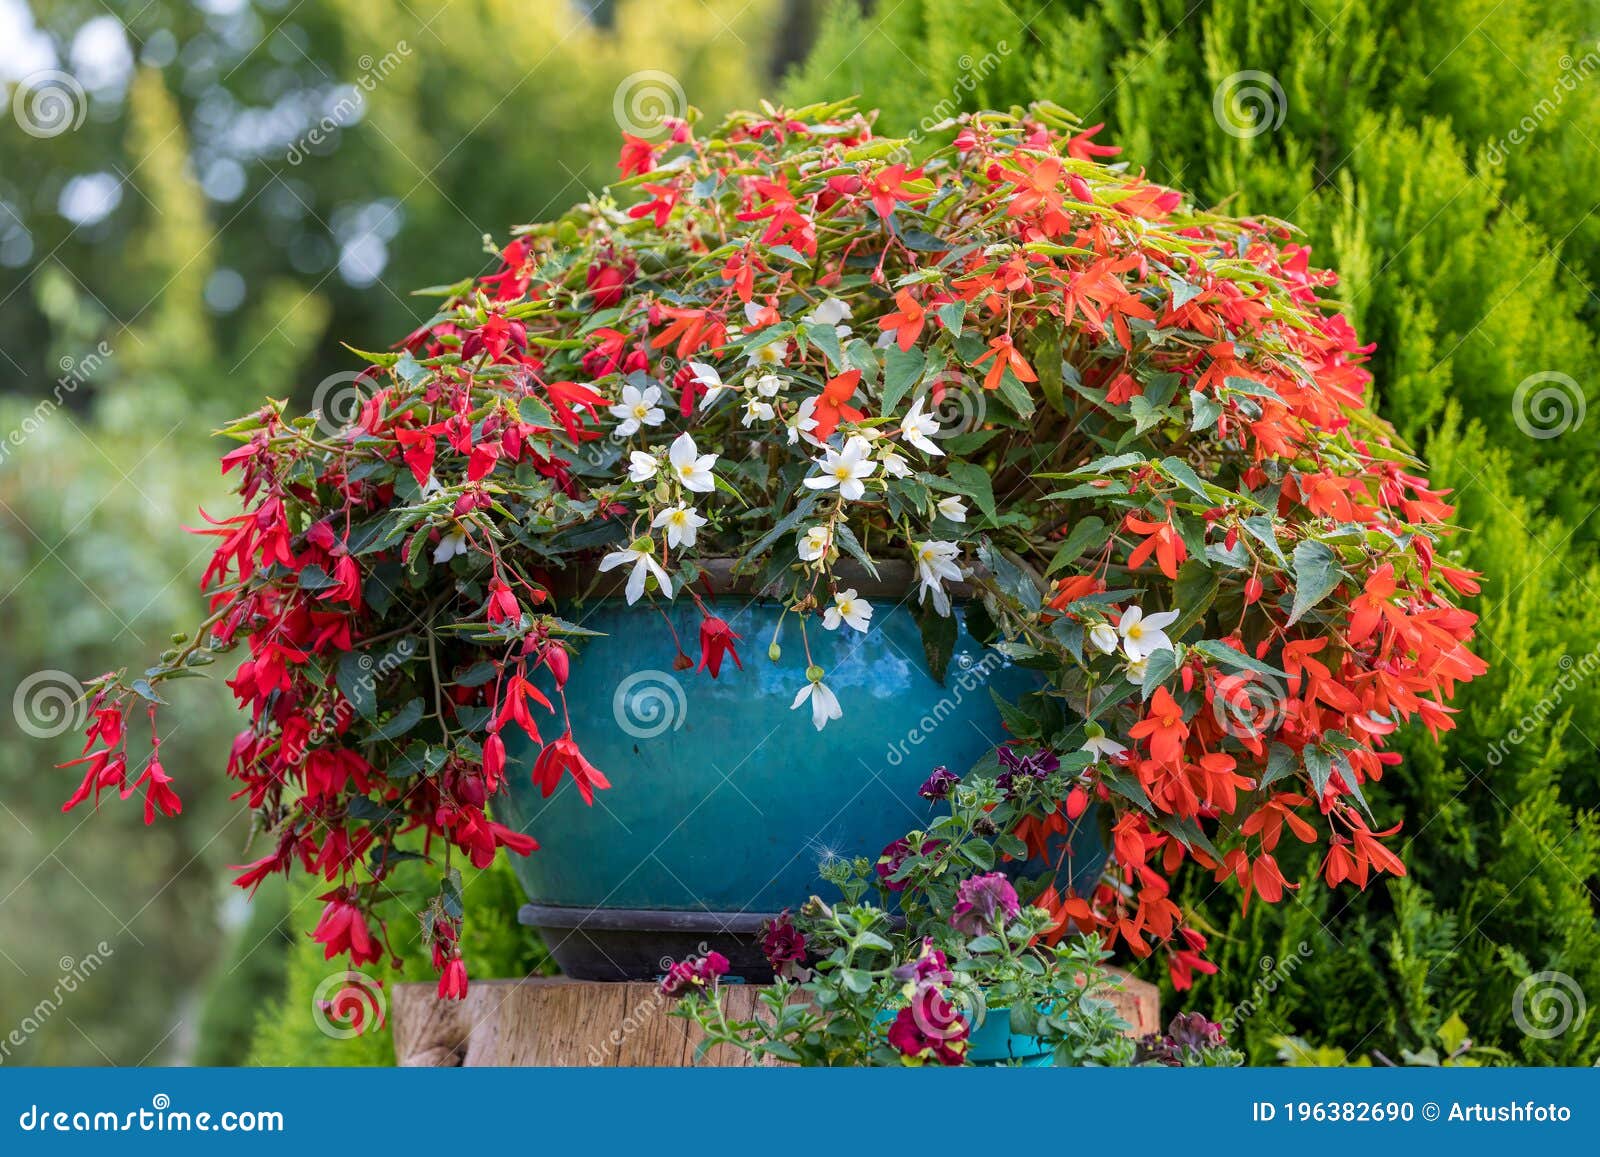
[804,435,878,502]
[741,396,776,428]
[913,540,961,617]
[823,589,874,634]
[798,525,833,563]
[804,297,853,335]
[899,395,944,457]
[686,361,727,411]
[432,527,468,564]
[792,678,843,730]
[609,383,665,436]
[786,394,821,447]
[1089,623,1120,655]
[745,338,787,368]
[743,301,769,326]
[668,431,718,493]
[420,475,444,499]
[936,495,969,523]
[627,450,659,483]
[1124,656,1149,685]
[1082,734,1128,759]
[754,374,783,397]
[598,542,674,605]
[1118,605,1181,661]
[879,449,912,478]
[651,503,707,550]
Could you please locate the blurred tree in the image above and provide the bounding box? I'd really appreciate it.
[0,0,810,1065]
[789,0,1600,1064]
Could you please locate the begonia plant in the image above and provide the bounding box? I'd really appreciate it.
[62,98,1484,997]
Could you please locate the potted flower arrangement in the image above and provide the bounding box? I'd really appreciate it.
[658,755,1247,1066]
[61,98,1483,1002]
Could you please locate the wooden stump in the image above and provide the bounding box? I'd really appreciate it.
[392,970,1160,1067]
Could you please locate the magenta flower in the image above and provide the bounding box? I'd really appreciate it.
[658,950,730,998]
[949,872,1020,937]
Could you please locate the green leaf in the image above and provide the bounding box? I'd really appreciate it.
[916,598,958,684]
[1258,742,1299,790]
[939,460,997,522]
[804,322,843,369]
[367,697,425,742]
[1189,389,1222,432]
[337,651,380,719]
[1140,646,1183,698]
[880,344,926,414]
[1289,540,1345,624]
[936,300,966,338]
[990,689,1042,740]
[1192,638,1286,678]
[831,523,881,579]
[1045,516,1108,576]
[1160,456,1211,502]
[1303,745,1333,797]
[736,495,817,567]
[297,565,340,591]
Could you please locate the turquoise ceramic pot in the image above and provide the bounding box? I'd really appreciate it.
[494,586,1105,979]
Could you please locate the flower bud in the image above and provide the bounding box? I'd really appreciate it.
[767,642,782,662]
[805,664,825,683]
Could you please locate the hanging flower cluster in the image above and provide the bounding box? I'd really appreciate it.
[63,98,1482,995]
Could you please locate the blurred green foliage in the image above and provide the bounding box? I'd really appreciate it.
[790,0,1600,1065]
[0,0,802,1065]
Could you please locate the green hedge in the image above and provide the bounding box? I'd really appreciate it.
[789,0,1600,1064]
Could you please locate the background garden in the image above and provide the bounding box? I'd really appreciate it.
[1,0,1596,1066]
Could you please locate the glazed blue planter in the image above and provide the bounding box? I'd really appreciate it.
[966,1008,1052,1066]
[494,581,1106,980]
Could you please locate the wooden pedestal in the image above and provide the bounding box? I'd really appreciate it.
[392,970,1160,1067]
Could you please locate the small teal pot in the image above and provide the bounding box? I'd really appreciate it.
[494,563,1106,980]
[966,1008,1053,1066]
